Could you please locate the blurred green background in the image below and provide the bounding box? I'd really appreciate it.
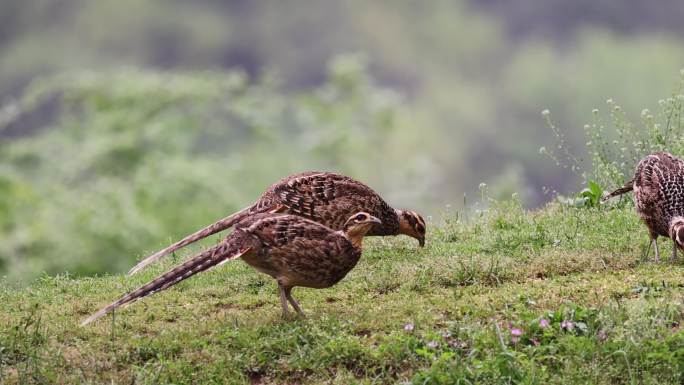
[1,0,684,283]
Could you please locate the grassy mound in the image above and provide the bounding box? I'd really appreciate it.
[1,202,683,384]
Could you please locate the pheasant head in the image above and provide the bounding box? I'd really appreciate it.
[343,212,382,248]
[396,210,427,247]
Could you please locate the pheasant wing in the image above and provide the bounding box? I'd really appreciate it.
[273,173,391,227]
[239,214,357,287]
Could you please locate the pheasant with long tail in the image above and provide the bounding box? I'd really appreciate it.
[82,212,381,325]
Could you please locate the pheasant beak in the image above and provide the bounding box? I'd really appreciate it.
[369,216,382,225]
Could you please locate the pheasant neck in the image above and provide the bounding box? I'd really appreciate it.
[347,234,364,249]
[396,209,416,236]
[341,225,372,249]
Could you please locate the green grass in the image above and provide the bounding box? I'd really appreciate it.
[1,201,683,384]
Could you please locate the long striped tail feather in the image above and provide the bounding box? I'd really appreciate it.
[127,206,253,276]
[600,178,634,203]
[82,241,251,326]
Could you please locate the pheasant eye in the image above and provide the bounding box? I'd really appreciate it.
[355,214,366,221]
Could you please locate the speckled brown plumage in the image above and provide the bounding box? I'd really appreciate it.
[128,172,426,275]
[82,212,381,325]
[603,151,684,261]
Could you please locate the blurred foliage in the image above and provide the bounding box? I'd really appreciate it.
[2,1,684,206]
[0,58,437,282]
[543,72,684,192]
[2,0,684,281]
[475,0,684,38]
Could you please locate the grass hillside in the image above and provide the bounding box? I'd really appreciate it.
[1,200,683,384]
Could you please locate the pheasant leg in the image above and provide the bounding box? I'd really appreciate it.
[284,287,305,316]
[652,237,660,262]
[278,283,290,318]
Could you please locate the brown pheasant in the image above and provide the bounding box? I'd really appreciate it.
[602,151,684,261]
[127,171,426,275]
[81,212,380,325]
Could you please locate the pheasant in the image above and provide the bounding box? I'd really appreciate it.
[81,212,381,325]
[602,151,684,262]
[127,171,426,276]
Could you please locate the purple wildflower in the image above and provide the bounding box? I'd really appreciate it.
[561,320,574,330]
[427,340,439,349]
[404,323,414,332]
[539,318,550,328]
[510,328,523,336]
[597,329,607,341]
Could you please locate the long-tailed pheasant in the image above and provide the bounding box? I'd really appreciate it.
[81,212,381,325]
[127,171,426,275]
[602,151,684,261]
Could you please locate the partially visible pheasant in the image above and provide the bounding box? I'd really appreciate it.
[602,151,684,261]
[127,171,426,275]
[82,211,381,325]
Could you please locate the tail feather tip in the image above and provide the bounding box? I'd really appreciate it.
[126,264,143,276]
[80,311,105,327]
[127,254,160,276]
